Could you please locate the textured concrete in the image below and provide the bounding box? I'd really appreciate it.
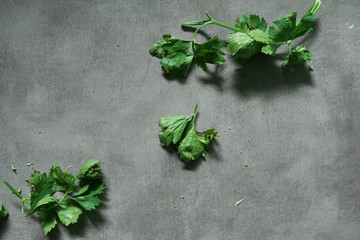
[0,0,359,239]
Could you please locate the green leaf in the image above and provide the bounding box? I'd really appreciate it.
[268,11,297,42]
[178,122,219,162]
[37,210,57,235]
[0,201,8,219]
[27,171,48,191]
[248,14,268,32]
[233,41,263,59]
[195,129,220,145]
[48,160,79,193]
[235,14,250,34]
[194,35,226,71]
[149,34,175,58]
[227,32,253,56]
[159,115,191,146]
[27,196,59,217]
[282,45,314,67]
[160,46,193,77]
[76,159,103,180]
[150,35,194,77]
[55,199,82,226]
[261,43,281,56]
[290,12,315,39]
[71,182,105,211]
[28,181,57,216]
[248,29,271,44]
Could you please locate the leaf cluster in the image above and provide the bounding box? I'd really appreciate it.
[159,105,219,162]
[3,159,105,235]
[149,0,321,77]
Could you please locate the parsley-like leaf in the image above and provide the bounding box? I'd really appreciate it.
[37,210,57,235]
[248,29,271,44]
[178,123,219,162]
[159,105,219,162]
[194,35,226,71]
[268,11,297,42]
[76,159,103,180]
[48,160,79,193]
[235,15,250,34]
[150,34,193,77]
[248,14,268,32]
[227,32,254,56]
[71,182,105,211]
[159,115,191,146]
[55,199,82,226]
[261,44,281,56]
[282,45,314,67]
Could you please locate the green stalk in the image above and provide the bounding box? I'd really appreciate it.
[308,0,321,15]
[57,190,69,205]
[184,11,241,48]
[191,104,199,124]
[3,180,30,206]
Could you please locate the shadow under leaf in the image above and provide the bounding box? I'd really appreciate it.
[231,54,313,98]
[0,216,9,237]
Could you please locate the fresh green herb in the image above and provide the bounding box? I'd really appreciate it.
[27,163,33,166]
[3,159,105,235]
[159,105,219,162]
[309,65,314,71]
[235,198,245,206]
[0,201,9,219]
[181,196,184,199]
[174,205,177,208]
[12,165,17,172]
[18,187,22,194]
[150,0,321,77]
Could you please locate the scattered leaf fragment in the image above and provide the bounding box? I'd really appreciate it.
[235,198,245,206]
[12,165,17,172]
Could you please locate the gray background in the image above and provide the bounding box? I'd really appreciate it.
[0,0,359,239]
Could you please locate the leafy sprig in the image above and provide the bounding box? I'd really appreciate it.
[2,159,105,235]
[150,0,321,77]
[159,104,219,162]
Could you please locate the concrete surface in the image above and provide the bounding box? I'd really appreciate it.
[0,0,359,239]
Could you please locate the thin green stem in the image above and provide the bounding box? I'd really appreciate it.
[212,20,240,32]
[193,104,199,115]
[57,190,69,205]
[191,104,198,125]
[205,11,213,21]
[186,11,241,47]
[308,0,321,14]
[3,180,30,206]
[192,21,212,42]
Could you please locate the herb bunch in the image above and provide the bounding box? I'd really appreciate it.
[149,0,321,78]
[159,104,219,162]
[3,159,105,235]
